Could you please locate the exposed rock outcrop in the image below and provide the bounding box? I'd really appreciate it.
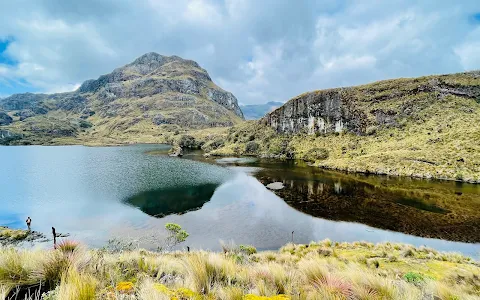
[261,89,368,135]
[262,72,480,136]
[0,112,12,125]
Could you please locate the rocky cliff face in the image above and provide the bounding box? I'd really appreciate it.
[0,53,244,144]
[262,71,480,136]
[261,89,367,135]
[213,71,480,182]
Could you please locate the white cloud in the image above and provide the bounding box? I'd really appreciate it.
[0,0,478,103]
[45,83,81,94]
[454,28,480,70]
[322,55,377,71]
[455,42,480,70]
[184,0,223,25]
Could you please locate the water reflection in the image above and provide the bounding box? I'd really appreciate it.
[125,183,218,217]
[206,157,480,244]
[0,145,478,257]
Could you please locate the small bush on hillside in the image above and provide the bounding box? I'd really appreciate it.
[178,135,197,149]
[202,138,225,152]
[403,272,425,284]
[303,148,329,162]
[239,245,257,255]
[245,141,260,154]
[317,247,333,257]
[79,120,93,129]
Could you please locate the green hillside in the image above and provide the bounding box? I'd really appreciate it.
[209,71,480,182]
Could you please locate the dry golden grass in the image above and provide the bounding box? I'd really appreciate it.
[0,241,477,299]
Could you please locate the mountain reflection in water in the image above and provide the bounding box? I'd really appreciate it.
[198,156,480,244]
[125,183,218,218]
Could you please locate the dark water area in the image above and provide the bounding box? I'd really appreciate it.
[226,158,480,245]
[0,145,479,258]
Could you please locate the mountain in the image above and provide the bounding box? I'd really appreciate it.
[0,53,243,145]
[209,71,480,182]
[240,101,284,120]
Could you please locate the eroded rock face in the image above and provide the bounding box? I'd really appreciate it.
[262,72,480,136]
[262,89,368,135]
[207,89,244,118]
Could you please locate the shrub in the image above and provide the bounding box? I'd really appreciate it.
[79,120,92,129]
[387,255,398,262]
[202,138,225,152]
[38,250,71,288]
[0,227,29,241]
[239,245,257,255]
[367,258,380,269]
[245,141,260,154]
[178,135,197,149]
[403,272,425,284]
[401,248,415,257]
[311,274,353,299]
[317,248,333,257]
[165,223,189,250]
[303,148,329,162]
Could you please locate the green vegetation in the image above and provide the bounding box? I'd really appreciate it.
[209,72,480,183]
[0,227,29,241]
[164,223,189,250]
[0,240,478,299]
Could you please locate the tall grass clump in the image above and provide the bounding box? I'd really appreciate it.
[57,268,97,300]
[55,240,80,253]
[0,248,39,285]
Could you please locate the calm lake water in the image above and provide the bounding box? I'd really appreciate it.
[0,144,479,257]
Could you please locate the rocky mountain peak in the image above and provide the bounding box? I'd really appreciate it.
[75,52,242,118]
[0,52,244,145]
[127,52,201,75]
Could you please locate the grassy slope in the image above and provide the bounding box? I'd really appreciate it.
[1,241,478,299]
[0,59,243,146]
[210,72,480,182]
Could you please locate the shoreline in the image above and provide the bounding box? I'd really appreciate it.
[3,140,479,184]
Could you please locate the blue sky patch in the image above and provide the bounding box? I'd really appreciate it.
[0,78,38,97]
[471,13,480,24]
[0,38,16,66]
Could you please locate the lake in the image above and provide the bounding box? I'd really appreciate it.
[0,144,479,257]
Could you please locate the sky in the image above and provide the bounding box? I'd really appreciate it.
[0,0,479,104]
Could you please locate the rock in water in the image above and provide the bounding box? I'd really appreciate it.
[266,182,284,190]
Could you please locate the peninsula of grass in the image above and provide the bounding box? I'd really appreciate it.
[0,227,46,246]
[1,240,478,300]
